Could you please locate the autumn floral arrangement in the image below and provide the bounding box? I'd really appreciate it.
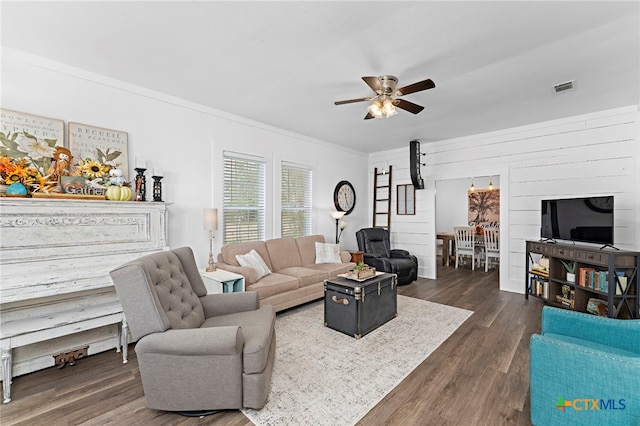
[0,130,130,200]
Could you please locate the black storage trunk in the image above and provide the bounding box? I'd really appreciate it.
[324,273,397,339]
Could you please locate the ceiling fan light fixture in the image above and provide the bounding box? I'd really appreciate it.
[382,98,397,117]
[368,100,383,118]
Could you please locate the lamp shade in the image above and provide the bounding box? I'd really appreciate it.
[204,208,218,231]
[330,210,346,220]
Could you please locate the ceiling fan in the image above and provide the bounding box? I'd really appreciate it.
[334,75,435,120]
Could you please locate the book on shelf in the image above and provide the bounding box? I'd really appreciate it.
[530,267,549,277]
[577,267,609,291]
[615,273,628,295]
[530,275,549,298]
[555,295,575,308]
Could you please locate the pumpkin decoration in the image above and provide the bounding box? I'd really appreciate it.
[105,184,132,201]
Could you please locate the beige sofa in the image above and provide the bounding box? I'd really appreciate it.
[217,235,355,312]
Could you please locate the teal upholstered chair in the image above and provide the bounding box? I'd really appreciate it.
[530,306,640,426]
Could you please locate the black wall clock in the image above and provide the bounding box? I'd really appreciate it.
[584,196,613,213]
[334,180,356,215]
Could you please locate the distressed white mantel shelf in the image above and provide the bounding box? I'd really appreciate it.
[0,198,168,403]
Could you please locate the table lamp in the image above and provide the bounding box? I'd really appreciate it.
[204,208,218,272]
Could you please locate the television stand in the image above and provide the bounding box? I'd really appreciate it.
[525,240,639,319]
[600,243,620,251]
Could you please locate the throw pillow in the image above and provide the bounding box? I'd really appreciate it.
[236,249,271,280]
[315,242,341,264]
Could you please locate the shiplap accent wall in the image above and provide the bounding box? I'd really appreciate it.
[370,106,639,294]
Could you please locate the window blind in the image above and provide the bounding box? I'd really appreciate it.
[223,154,266,243]
[281,162,312,238]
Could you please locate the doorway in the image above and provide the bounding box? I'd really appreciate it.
[434,175,505,279]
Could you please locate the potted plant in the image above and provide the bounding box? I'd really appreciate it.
[559,259,576,283]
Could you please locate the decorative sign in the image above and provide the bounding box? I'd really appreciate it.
[0,109,64,175]
[60,176,106,196]
[0,109,64,143]
[68,122,129,180]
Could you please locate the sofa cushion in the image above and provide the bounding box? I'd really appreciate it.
[295,235,325,265]
[304,262,355,278]
[315,242,341,263]
[277,266,328,287]
[266,237,303,271]
[247,272,300,299]
[202,305,275,374]
[236,249,271,280]
[220,241,272,270]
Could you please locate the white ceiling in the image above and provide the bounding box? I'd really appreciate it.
[1,1,638,153]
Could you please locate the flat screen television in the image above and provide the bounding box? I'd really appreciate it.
[541,196,614,245]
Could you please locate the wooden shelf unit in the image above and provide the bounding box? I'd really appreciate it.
[525,240,639,319]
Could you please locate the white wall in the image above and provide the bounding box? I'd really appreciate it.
[1,49,370,265]
[371,106,639,294]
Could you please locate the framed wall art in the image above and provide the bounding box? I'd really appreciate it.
[68,122,129,179]
[397,184,416,215]
[0,109,65,174]
[468,189,500,225]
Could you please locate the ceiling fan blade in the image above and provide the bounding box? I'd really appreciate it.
[395,78,435,96]
[362,76,382,94]
[364,112,375,120]
[395,98,425,114]
[334,97,370,105]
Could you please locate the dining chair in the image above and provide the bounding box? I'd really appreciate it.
[453,226,476,270]
[482,226,500,272]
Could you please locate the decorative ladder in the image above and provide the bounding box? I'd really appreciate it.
[373,165,392,230]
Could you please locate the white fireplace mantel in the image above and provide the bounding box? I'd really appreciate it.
[0,198,168,403]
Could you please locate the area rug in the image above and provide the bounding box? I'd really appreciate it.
[241,295,473,426]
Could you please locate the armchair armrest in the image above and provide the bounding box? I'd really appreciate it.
[390,249,410,257]
[541,306,640,354]
[136,326,243,355]
[200,291,260,317]
[217,262,259,284]
[363,253,396,273]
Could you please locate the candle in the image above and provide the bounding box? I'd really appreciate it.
[153,168,163,177]
[135,157,146,169]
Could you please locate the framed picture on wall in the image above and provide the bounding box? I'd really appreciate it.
[468,189,500,224]
[397,184,416,215]
[68,122,129,179]
[0,108,65,175]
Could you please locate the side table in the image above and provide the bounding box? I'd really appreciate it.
[350,251,364,264]
[200,269,245,294]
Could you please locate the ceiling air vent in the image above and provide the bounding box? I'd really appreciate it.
[552,80,575,94]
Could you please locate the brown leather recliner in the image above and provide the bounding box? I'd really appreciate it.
[110,247,275,414]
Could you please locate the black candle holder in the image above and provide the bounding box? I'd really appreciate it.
[152,175,163,202]
[134,168,147,201]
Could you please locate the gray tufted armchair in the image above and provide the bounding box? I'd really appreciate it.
[109,247,276,414]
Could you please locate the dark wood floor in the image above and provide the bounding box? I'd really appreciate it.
[1,262,543,425]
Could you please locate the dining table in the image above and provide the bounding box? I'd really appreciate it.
[437,232,485,267]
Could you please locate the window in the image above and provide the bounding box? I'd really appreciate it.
[281,162,312,238]
[223,153,265,243]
